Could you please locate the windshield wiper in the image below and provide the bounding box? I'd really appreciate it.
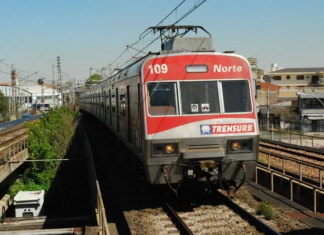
[150,78,163,98]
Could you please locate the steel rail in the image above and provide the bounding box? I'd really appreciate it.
[164,203,193,235]
[260,139,324,157]
[259,149,324,171]
[258,150,324,189]
[0,125,25,137]
[0,133,27,148]
[216,190,281,235]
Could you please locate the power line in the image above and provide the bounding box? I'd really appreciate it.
[104,0,186,71]
[110,0,207,71]
[0,70,11,76]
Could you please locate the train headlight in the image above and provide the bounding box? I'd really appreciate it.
[227,139,253,153]
[165,144,175,153]
[152,142,179,156]
[231,141,241,151]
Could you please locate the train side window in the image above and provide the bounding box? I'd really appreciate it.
[120,94,125,117]
[111,94,116,113]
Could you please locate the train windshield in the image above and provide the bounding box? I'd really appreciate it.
[221,80,252,113]
[180,81,220,114]
[147,82,179,116]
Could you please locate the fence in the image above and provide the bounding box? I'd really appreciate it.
[256,150,324,212]
[258,118,324,133]
[0,136,28,164]
[260,129,324,149]
[0,114,41,130]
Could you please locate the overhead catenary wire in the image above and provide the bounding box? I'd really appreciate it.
[0,70,11,76]
[104,0,187,71]
[116,0,207,70]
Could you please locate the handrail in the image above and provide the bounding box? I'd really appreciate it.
[80,125,110,235]
[260,129,324,148]
[259,149,324,188]
[255,164,324,213]
[0,136,28,164]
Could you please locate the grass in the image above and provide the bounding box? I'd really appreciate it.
[256,200,274,220]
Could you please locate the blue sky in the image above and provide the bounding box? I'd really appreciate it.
[0,0,323,84]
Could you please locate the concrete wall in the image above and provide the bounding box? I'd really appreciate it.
[0,149,28,184]
[256,90,278,105]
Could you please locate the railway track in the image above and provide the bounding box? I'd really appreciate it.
[0,125,27,148]
[125,190,280,235]
[259,139,324,162]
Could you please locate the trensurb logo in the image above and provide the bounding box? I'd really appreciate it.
[200,125,212,134]
[200,123,255,135]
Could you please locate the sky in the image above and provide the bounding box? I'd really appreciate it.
[0,0,323,85]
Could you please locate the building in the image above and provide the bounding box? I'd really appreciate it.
[267,65,324,100]
[296,92,324,120]
[255,82,279,106]
[0,82,62,112]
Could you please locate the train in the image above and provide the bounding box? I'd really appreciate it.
[79,26,259,195]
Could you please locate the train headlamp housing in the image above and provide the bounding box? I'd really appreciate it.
[227,139,253,153]
[152,142,179,157]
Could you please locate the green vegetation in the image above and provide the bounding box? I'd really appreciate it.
[256,200,274,220]
[85,74,102,88]
[257,157,267,164]
[275,107,296,123]
[8,107,78,198]
[0,91,9,122]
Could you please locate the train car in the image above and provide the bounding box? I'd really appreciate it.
[79,26,259,194]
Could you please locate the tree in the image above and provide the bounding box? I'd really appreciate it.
[64,80,73,89]
[85,74,102,88]
[275,107,296,129]
[0,91,9,121]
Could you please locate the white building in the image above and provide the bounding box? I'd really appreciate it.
[267,64,324,100]
[0,82,62,111]
[267,65,324,88]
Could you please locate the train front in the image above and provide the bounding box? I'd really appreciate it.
[141,53,259,189]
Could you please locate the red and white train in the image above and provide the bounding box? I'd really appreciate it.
[79,26,259,193]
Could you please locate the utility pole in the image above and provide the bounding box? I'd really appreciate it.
[62,74,64,106]
[267,85,270,130]
[42,83,44,112]
[52,65,55,110]
[73,77,76,106]
[11,65,18,119]
[37,78,44,112]
[101,67,106,81]
[25,83,30,116]
[57,56,62,106]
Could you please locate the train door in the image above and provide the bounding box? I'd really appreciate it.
[109,89,112,126]
[127,85,131,144]
[116,88,119,133]
[137,83,142,154]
